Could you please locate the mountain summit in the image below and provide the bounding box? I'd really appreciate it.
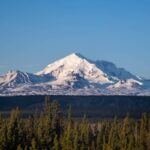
[0,53,149,96]
[37,53,111,85]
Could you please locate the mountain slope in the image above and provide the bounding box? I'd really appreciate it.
[107,79,143,90]
[0,53,149,96]
[0,70,50,87]
[37,53,112,87]
[95,60,139,81]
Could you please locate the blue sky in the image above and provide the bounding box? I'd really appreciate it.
[0,0,150,78]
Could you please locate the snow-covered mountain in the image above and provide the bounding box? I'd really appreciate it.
[0,70,51,87]
[95,60,139,81]
[37,53,112,87]
[107,79,143,90]
[0,53,150,96]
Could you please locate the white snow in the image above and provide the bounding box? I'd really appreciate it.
[0,53,150,96]
[37,53,112,84]
[107,79,143,90]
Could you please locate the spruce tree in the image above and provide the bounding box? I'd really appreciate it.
[7,108,21,150]
[30,138,38,150]
[139,113,149,150]
[53,134,59,150]
[107,117,120,150]
[17,144,23,150]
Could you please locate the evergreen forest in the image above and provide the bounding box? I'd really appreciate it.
[0,96,150,150]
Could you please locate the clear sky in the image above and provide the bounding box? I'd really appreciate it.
[0,0,150,78]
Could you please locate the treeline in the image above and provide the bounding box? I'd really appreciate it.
[0,97,150,150]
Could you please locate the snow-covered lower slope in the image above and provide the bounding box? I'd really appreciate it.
[0,53,150,96]
[107,79,143,90]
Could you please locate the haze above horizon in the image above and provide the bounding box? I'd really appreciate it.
[0,0,150,78]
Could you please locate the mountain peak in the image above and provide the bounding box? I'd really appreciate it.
[7,70,21,74]
[37,53,138,82]
[63,53,87,60]
[37,52,111,84]
[0,53,150,95]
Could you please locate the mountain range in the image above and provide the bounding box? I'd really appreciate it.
[0,53,150,96]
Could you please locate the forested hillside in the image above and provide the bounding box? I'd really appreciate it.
[1,95,150,118]
[0,96,150,150]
